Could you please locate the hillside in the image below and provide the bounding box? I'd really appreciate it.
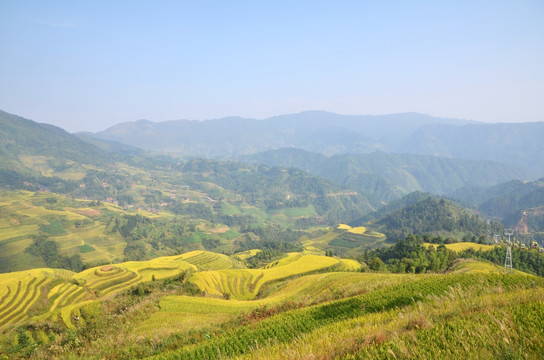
[0,251,346,337]
[88,111,476,157]
[0,188,375,273]
[450,178,544,236]
[1,253,542,359]
[243,148,527,200]
[178,159,376,225]
[370,197,502,242]
[398,121,544,177]
[0,110,112,169]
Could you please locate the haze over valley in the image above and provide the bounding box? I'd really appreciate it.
[1,1,543,359]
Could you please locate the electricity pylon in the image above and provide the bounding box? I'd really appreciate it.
[504,229,514,273]
[504,246,513,273]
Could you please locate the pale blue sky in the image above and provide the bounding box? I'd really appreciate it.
[1,1,543,132]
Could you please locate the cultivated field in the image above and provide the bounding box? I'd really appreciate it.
[425,242,496,252]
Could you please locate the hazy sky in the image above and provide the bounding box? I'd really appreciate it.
[1,1,543,132]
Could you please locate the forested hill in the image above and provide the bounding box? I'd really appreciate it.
[358,191,433,223]
[178,159,376,225]
[398,121,544,176]
[87,111,475,157]
[242,148,528,199]
[370,197,501,242]
[0,110,111,167]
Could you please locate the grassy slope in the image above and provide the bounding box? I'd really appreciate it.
[155,272,544,360]
[1,255,542,360]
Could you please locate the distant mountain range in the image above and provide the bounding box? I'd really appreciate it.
[86,111,477,157]
[84,110,544,177]
[398,122,544,174]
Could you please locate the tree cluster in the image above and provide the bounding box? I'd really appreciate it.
[360,234,457,273]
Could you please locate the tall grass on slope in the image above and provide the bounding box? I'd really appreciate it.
[152,274,543,360]
[241,282,544,360]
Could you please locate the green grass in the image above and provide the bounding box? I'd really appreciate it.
[219,229,240,240]
[77,244,96,253]
[269,205,317,217]
[155,273,544,360]
[40,221,67,236]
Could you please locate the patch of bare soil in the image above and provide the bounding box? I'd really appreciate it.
[77,209,101,217]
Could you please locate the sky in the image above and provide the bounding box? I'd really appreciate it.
[1,1,543,132]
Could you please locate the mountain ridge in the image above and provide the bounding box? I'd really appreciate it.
[398,121,544,174]
[242,148,531,200]
[87,111,478,157]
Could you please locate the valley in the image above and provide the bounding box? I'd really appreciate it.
[3,2,544,358]
[0,109,543,359]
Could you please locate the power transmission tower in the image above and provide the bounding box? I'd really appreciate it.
[493,234,500,245]
[504,229,514,273]
[504,246,513,273]
[505,229,514,244]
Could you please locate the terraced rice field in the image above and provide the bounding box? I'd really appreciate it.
[0,250,362,333]
[450,258,529,275]
[48,282,91,310]
[0,251,237,330]
[0,269,58,330]
[301,227,386,258]
[71,251,233,298]
[335,258,363,271]
[301,231,340,254]
[347,226,366,234]
[233,249,262,260]
[177,250,245,270]
[190,254,340,299]
[425,242,496,252]
[0,190,177,272]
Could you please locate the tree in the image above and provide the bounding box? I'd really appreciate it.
[369,257,385,271]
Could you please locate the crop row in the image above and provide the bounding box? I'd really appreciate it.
[93,267,124,277]
[0,282,20,315]
[191,270,262,300]
[155,273,544,359]
[50,283,79,310]
[82,267,133,289]
[89,269,140,296]
[100,272,142,296]
[50,283,91,311]
[183,251,238,271]
[0,276,50,330]
[190,255,338,300]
